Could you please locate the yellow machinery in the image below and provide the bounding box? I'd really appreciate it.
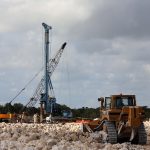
[0,113,16,122]
[82,94,147,144]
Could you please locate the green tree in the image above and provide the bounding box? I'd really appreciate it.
[13,103,24,113]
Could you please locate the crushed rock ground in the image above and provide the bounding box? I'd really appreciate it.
[0,122,150,150]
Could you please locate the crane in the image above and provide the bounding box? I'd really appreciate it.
[25,23,67,121]
[26,42,66,108]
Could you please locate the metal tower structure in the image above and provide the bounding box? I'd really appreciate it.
[42,23,52,114]
[25,23,67,121]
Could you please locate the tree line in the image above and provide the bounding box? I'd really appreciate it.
[0,103,100,119]
[0,103,39,115]
[0,103,150,119]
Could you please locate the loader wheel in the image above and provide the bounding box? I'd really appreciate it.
[104,121,117,144]
[132,123,147,145]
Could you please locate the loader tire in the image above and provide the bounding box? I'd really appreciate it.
[105,121,117,144]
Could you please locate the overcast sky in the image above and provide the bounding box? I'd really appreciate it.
[0,0,150,108]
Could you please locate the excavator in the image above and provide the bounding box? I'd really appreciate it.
[81,94,147,144]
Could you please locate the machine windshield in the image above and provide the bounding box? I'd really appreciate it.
[116,97,134,108]
[105,97,111,109]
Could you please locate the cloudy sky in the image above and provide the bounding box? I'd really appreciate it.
[0,0,150,108]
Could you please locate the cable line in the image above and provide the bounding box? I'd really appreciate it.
[9,68,42,104]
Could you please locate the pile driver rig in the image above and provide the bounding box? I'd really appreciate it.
[0,23,66,123]
[25,23,67,122]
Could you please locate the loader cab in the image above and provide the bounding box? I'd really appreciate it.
[98,94,136,110]
[112,95,136,108]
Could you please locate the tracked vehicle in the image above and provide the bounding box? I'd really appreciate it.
[82,94,147,144]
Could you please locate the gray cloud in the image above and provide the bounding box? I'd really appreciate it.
[0,0,150,108]
[69,0,150,40]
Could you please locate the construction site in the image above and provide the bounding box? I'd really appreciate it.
[0,22,150,150]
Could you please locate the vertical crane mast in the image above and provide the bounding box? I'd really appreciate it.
[42,23,52,112]
[24,23,67,122]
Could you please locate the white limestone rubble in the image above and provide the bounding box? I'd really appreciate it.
[0,122,149,150]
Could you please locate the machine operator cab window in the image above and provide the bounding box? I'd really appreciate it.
[105,97,111,109]
[116,96,134,108]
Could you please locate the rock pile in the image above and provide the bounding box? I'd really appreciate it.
[0,122,148,150]
[144,121,150,135]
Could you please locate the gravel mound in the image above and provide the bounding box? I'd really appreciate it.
[0,122,148,150]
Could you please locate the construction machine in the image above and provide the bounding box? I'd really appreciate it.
[25,23,67,122]
[0,113,16,122]
[81,94,147,144]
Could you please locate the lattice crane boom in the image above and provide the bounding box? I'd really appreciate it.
[26,42,67,108]
[48,42,66,76]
